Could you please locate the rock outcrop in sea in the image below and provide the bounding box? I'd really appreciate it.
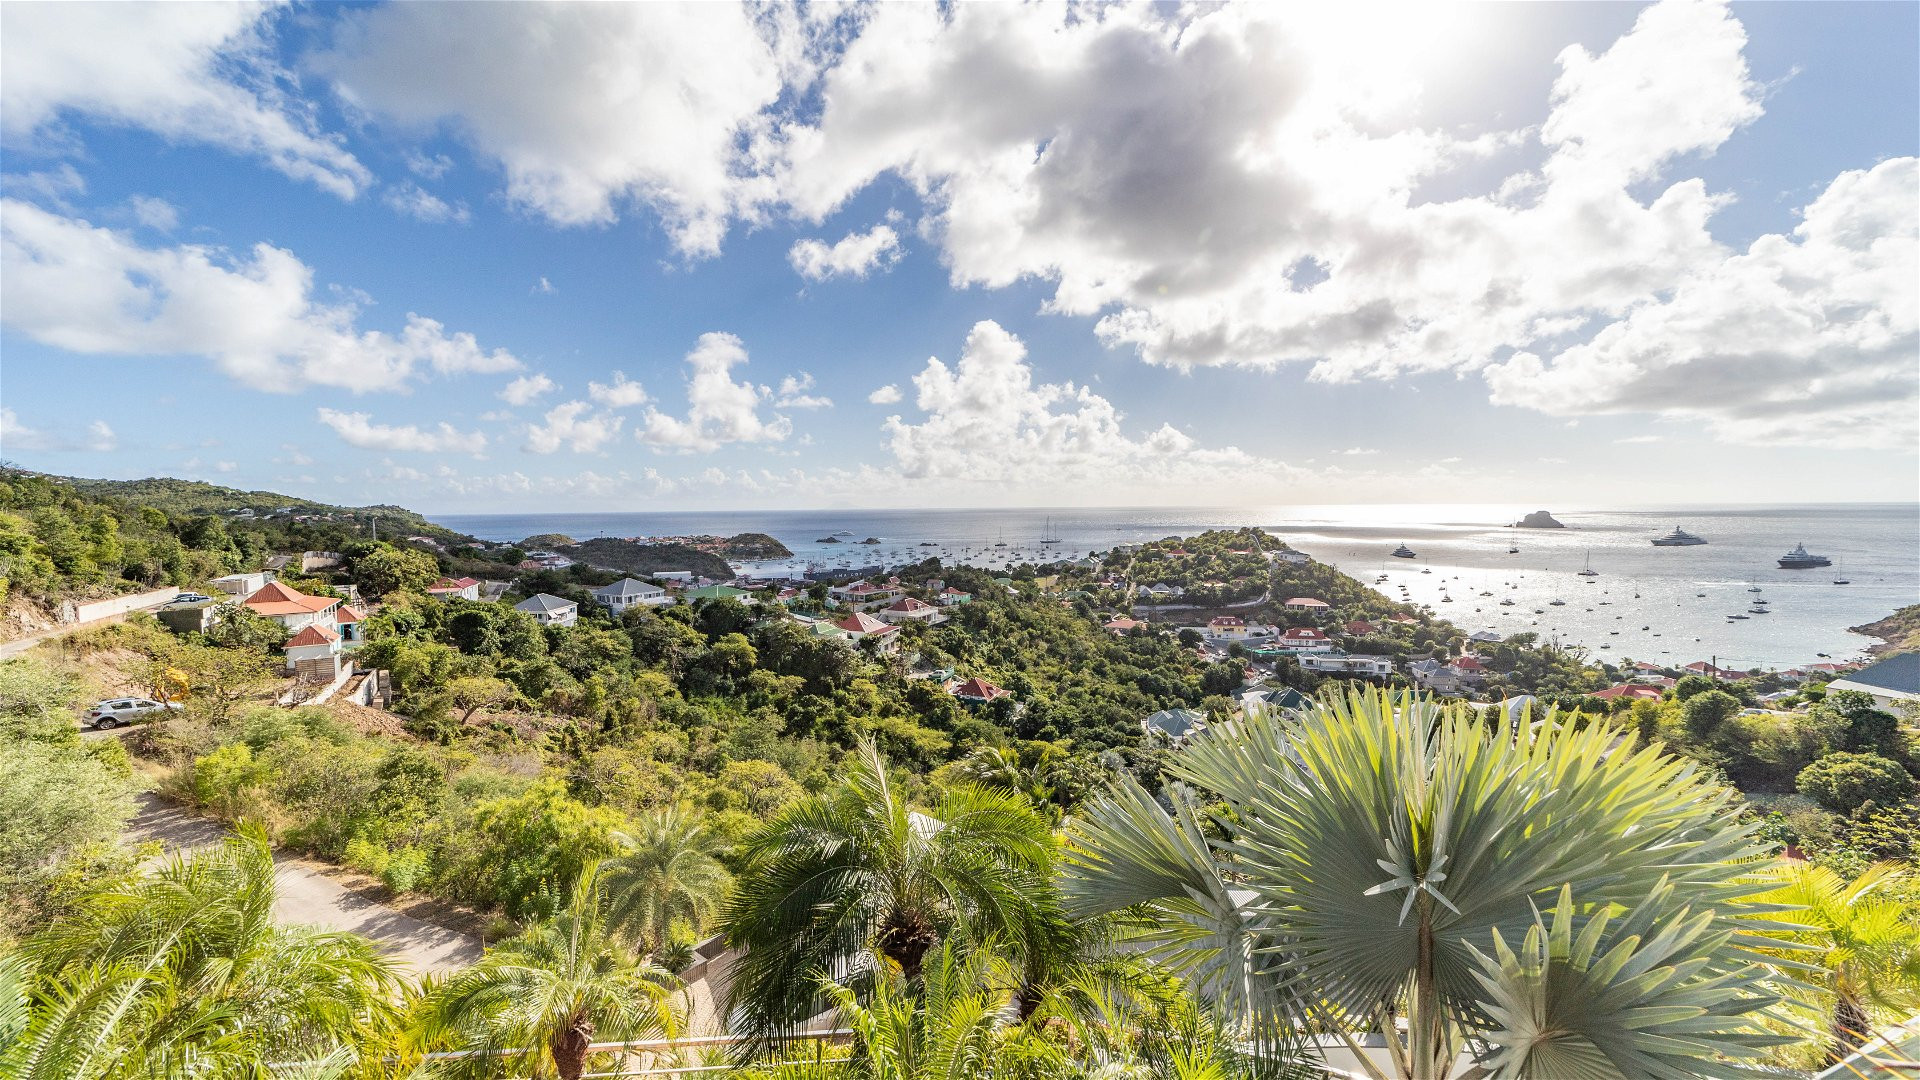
[1513,510,1566,529]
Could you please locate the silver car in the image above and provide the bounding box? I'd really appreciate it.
[83,697,182,730]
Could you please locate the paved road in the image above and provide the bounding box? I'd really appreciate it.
[126,794,482,975]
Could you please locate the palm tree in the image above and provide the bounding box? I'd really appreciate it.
[421,861,681,1080]
[3,824,401,1079]
[1064,688,1788,1080]
[720,740,1054,1058]
[1751,860,1920,1060]
[602,806,731,957]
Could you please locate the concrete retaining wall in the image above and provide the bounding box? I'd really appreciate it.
[59,587,179,624]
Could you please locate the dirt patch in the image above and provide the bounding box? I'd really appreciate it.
[324,699,414,740]
[284,856,492,939]
[0,596,59,643]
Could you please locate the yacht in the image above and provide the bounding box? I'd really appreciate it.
[1577,550,1599,577]
[1651,527,1707,547]
[1548,599,1566,607]
[1778,543,1831,569]
[1748,606,1770,615]
[1391,543,1417,559]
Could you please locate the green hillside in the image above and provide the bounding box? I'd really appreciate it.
[59,476,468,544]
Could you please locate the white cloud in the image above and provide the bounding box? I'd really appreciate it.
[879,320,1278,497]
[588,371,650,408]
[126,196,179,232]
[2,163,85,210]
[533,276,555,295]
[787,224,902,281]
[640,333,791,452]
[499,373,557,406]
[279,443,315,467]
[1487,158,1919,449]
[382,182,469,224]
[1338,447,1379,456]
[774,373,832,408]
[213,460,238,473]
[314,3,784,253]
[316,408,488,456]
[0,408,116,453]
[1612,435,1665,445]
[525,401,625,454]
[0,199,521,393]
[753,1,1901,448]
[1,2,367,198]
[867,384,903,405]
[405,150,453,179]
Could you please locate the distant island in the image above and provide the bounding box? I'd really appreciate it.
[1512,510,1566,529]
[536,533,794,580]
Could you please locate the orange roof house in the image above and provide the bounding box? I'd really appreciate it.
[243,582,339,620]
[949,676,1010,703]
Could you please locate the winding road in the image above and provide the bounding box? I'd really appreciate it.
[126,794,482,975]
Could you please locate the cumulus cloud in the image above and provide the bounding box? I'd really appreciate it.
[751,0,1904,448]
[127,196,180,232]
[497,373,557,406]
[1486,158,1919,449]
[314,3,784,254]
[639,333,792,452]
[787,224,902,281]
[533,276,555,295]
[316,408,487,456]
[867,384,903,405]
[880,320,1277,496]
[588,371,650,408]
[525,400,625,454]
[774,373,832,408]
[382,182,469,224]
[1,408,116,452]
[1,2,367,198]
[0,199,520,393]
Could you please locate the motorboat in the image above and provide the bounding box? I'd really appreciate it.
[1651,527,1707,547]
[1548,599,1566,607]
[1778,544,1831,569]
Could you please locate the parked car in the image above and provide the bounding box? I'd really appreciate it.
[83,697,182,730]
[173,593,215,604]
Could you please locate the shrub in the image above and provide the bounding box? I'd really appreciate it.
[1795,752,1914,815]
[191,743,267,816]
[381,846,432,894]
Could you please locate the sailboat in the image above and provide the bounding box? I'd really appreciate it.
[1577,550,1599,578]
[1507,524,1519,555]
[1832,560,1850,585]
[1039,516,1061,545]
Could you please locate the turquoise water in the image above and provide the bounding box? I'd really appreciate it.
[437,503,1918,671]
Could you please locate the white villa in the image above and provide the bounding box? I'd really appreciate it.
[592,578,672,613]
[514,593,579,627]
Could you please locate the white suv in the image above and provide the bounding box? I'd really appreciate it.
[83,697,182,730]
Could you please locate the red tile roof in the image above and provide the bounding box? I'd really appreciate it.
[243,582,338,616]
[1282,627,1329,641]
[1453,656,1485,672]
[833,612,896,635]
[950,676,1009,702]
[284,624,339,647]
[333,606,362,624]
[1594,684,1663,701]
[886,597,934,613]
[1346,620,1378,635]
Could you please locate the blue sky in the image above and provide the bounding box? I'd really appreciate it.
[1,1,1914,512]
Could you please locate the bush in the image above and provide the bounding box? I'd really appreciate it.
[1795,752,1914,815]
[381,846,432,894]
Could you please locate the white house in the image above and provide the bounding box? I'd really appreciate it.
[1206,615,1252,640]
[1300,653,1394,678]
[829,580,905,611]
[1141,708,1208,745]
[427,576,483,601]
[878,597,945,625]
[592,578,671,613]
[1468,630,1504,645]
[515,593,579,627]
[1828,654,1920,713]
[1273,627,1336,653]
[1274,550,1311,566]
[283,623,343,681]
[241,582,341,635]
[1136,582,1185,600]
[1283,597,1331,612]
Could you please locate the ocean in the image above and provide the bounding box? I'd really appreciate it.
[436,503,1920,672]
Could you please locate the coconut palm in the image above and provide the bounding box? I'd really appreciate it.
[3,824,401,1079]
[1064,688,1791,1080]
[719,740,1054,1058]
[420,861,681,1080]
[1750,860,1920,1060]
[602,806,731,957]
